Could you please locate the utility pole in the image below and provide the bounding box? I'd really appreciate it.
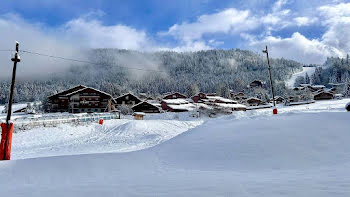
[0,42,20,160]
[6,42,21,127]
[262,46,277,113]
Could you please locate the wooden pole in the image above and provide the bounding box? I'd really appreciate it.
[262,46,276,108]
[6,42,21,128]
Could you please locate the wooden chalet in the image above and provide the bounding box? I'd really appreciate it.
[47,85,116,113]
[132,101,161,113]
[309,85,325,92]
[230,92,247,101]
[273,96,284,104]
[248,80,265,88]
[115,93,142,106]
[161,99,195,112]
[313,91,334,100]
[163,92,187,100]
[245,97,263,106]
[191,93,207,103]
[133,112,146,120]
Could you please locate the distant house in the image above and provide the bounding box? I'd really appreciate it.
[314,91,334,100]
[309,85,325,92]
[13,107,26,113]
[191,93,246,111]
[248,80,265,88]
[293,87,305,91]
[47,85,116,113]
[161,99,195,112]
[132,101,161,113]
[245,97,263,106]
[273,96,284,104]
[191,93,207,103]
[115,93,142,106]
[230,92,247,101]
[133,112,146,120]
[163,92,187,100]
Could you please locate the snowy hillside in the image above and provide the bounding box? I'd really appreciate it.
[0,100,350,196]
[12,118,202,160]
[286,66,316,88]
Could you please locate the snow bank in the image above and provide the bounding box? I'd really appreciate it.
[1,111,350,196]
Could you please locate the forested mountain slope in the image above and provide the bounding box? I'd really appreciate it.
[0,49,303,104]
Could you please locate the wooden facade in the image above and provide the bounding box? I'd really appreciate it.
[314,92,334,100]
[245,97,263,106]
[163,92,187,100]
[132,101,161,113]
[115,93,142,106]
[191,93,207,103]
[47,85,116,113]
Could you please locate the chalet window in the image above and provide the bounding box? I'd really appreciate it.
[173,95,176,98]
[126,96,129,100]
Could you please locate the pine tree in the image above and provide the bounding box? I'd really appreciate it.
[305,73,310,84]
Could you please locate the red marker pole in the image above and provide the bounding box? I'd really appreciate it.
[1,42,20,160]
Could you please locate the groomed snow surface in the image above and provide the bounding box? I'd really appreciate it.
[286,66,316,88]
[1,99,350,196]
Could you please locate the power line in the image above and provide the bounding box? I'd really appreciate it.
[19,49,167,73]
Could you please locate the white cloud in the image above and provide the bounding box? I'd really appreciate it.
[249,32,343,64]
[272,0,289,13]
[63,17,151,50]
[161,8,258,50]
[293,17,318,26]
[0,13,156,78]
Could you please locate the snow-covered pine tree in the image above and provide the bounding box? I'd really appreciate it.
[305,73,310,84]
[344,82,350,98]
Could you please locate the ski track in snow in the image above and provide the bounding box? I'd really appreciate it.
[286,67,316,88]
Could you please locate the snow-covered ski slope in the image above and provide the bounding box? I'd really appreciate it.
[286,66,316,88]
[12,118,202,160]
[1,99,350,196]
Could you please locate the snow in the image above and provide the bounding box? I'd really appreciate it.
[205,96,237,103]
[286,67,316,88]
[167,103,196,111]
[1,100,350,196]
[214,103,247,109]
[162,98,189,104]
[0,99,350,196]
[10,118,202,160]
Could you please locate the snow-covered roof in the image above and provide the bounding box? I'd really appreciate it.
[66,87,116,102]
[246,97,262,102]
[167,103,196,111]
[205,96,237,103]
[115,92,141,101]
[133,112,146,116]
[163,92,187,99]
[162,99,189,104]
[311,85,325,88]
[214,103,247,109]
[299,84,311,87]
[195,103,213,110]
[132,101,160,109]
[48,85,87,98]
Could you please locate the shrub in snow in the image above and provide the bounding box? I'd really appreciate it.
[117,105,133,115]
[346,102,350,112]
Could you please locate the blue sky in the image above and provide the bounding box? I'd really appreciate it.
[1,0,350,65]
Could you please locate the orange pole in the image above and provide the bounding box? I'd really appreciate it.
[0,123,14,160]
